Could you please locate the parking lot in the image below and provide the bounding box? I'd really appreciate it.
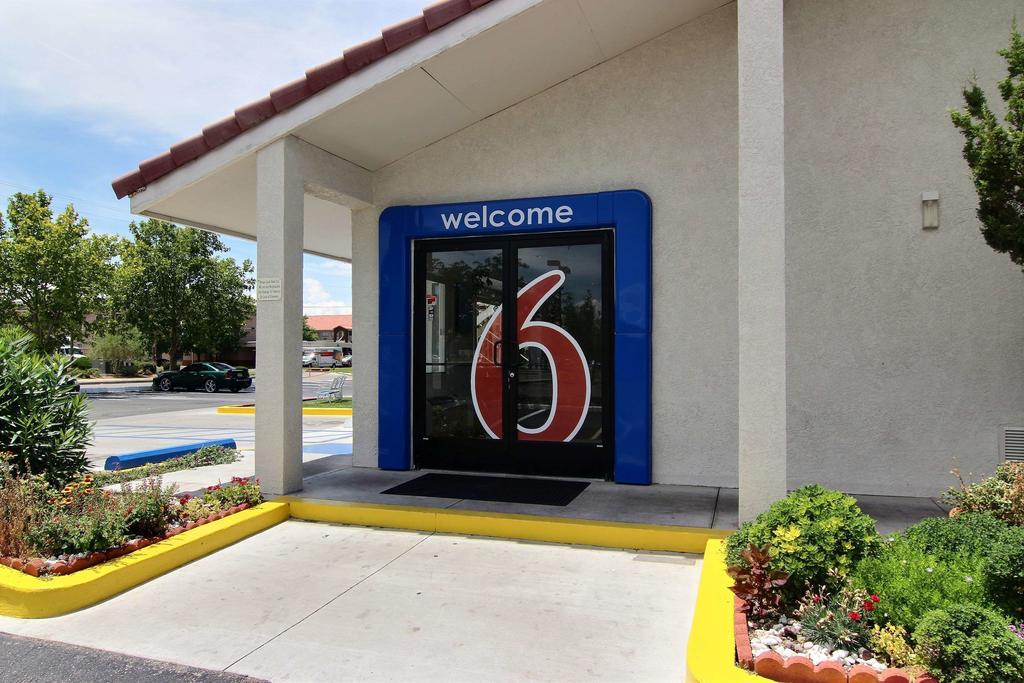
[81,373,350,477]
[82,374,340,420]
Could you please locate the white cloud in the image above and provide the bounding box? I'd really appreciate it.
[303,276,350,315]
[0,0,426,142]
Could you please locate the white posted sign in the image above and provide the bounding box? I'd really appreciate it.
[257,277,282,301]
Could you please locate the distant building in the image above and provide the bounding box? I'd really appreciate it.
[305,315,353,343]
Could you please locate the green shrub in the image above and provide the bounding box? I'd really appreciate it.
[726,484,880,596]
[850,535,988,628]
[914,605,1024,683]
[943,463,1024,526]
[869,624,920,670]
[983,526,1024,617]
[71,356,92,370]
[121,478,175,538]
[0,331,90,487]
[204,477,263,508]
[116,360,139,377]
[25,510,127,556]
[904,512,1009,557]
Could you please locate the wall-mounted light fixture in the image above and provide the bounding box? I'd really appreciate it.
[921,191,940,230]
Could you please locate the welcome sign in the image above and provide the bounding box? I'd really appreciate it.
[439,204,574,231]
[412,195,599,236]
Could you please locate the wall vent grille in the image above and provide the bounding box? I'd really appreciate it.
[1004,427,1024,462]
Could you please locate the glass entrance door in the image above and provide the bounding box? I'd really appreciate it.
[414,231,613,478]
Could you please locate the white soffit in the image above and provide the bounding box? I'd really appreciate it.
[419,0,604,117]
[296,67,478,171]
[131,0,728,254]
[141,156,353,262]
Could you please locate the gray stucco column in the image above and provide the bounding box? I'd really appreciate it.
[737,0,786,521]
[255,138,305,495]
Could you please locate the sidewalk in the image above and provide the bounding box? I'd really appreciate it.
[78,376,152,385]
[0,521,700,682]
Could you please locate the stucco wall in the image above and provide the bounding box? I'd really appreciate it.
[786,0,1024,496]
[353,0,1024,496]
[353,3,741,485]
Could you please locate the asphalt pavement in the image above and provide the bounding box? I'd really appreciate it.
[84,376,341,420]
[0,632,263,682]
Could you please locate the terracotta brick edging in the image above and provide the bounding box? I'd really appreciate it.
[734,600,937,683]
[0,503,252,578]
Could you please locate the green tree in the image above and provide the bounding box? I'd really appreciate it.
[113,219,254,368]
[302,315,319,342]
[0,191,116,351]
[951,22,1024,270]
[185,257,255,359]
[90,327,149,374]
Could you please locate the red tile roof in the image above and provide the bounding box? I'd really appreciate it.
[307,314,353,331]
[111,0,494,200]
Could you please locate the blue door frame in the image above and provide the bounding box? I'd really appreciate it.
[377,189,652,484]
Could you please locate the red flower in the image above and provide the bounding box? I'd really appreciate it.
[863,600,876,612]
[870,594,880,603]
[849,611,861,621]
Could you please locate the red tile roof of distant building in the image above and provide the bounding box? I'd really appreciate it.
[111,0,493,200]
[307,315,353,331]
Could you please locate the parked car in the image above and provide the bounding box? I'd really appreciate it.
[152,362,252,393]
[339,354,352,367]
[59,345,86,361]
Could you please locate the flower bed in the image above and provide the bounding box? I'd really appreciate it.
[726,470,1024,683]
[0,468,262,578]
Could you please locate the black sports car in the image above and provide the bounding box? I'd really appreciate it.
[152,362,252,393]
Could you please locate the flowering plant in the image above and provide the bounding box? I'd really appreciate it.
[795,584,879,650]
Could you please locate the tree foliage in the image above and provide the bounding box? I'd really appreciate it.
[90,327,149,372]
[0,191,116,351]
[302,315,319,342]
[951,23,1024,270]
[112,219,254,367]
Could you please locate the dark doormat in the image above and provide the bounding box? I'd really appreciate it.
[381,473,589,507]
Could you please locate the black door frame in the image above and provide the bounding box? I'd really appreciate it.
[413,229,614,479]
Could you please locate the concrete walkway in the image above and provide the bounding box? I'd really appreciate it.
[298,465,949,535]
[0,521,701,682]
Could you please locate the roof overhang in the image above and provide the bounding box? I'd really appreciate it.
[125,0,731,260]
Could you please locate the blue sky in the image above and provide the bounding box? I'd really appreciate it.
[0,0,425,316]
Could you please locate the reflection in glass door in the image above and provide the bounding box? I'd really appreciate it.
[414,231,612,478]
[514,242,604,444]
[421,246,504,442]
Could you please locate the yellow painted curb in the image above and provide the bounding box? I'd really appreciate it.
[0,501,290,619]
[284,497,730,554]
[686,539,769,682]
[216,405,352,416]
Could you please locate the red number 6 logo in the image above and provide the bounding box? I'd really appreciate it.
[471,270,591,442]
